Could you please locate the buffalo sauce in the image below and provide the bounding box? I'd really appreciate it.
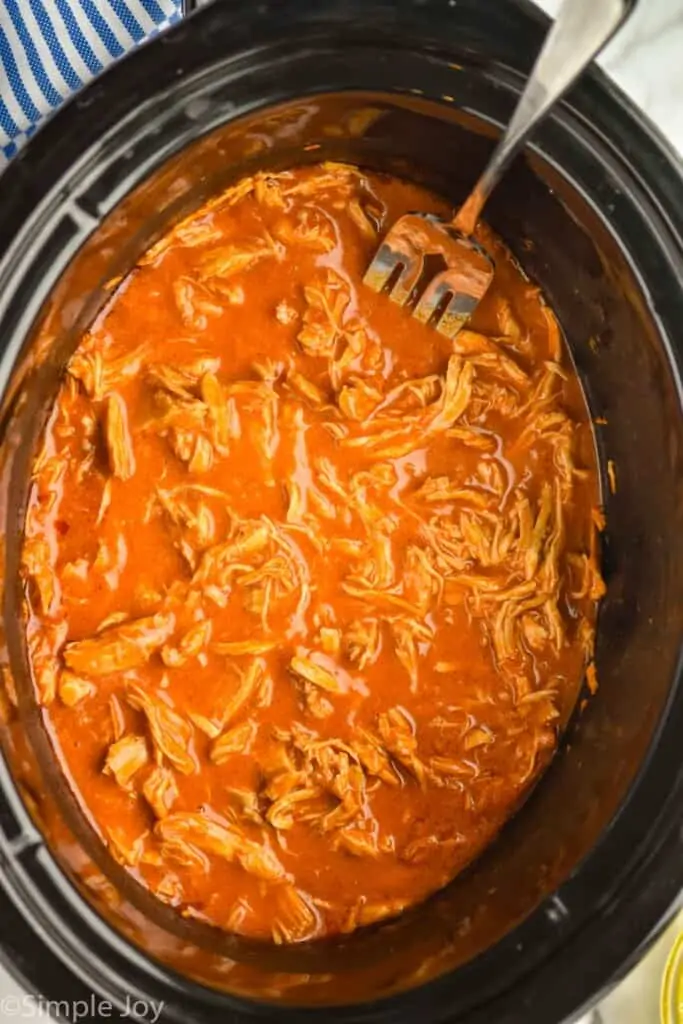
[20,163,603,943]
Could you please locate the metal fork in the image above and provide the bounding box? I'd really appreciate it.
[363,0,636,338]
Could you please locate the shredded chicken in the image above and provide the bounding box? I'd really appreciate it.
[22,160,602,949]
[126,683,197,775]
[156,813,289,882]
[272,885,322,943]
[64,613,175,676]
[143,766,179,818]
[103,735,149,788]
[58,671,95,706]
[289,652,346,693]
[211,721,258,762]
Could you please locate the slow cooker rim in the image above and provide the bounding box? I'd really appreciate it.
[0,0,680,247]
[1,2,683,1022]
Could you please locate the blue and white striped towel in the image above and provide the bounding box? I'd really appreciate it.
[0,0,182,168]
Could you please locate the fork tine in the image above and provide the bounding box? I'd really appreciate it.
[414,278,482,338]
[413,255,494,338]
[363,224,425,301]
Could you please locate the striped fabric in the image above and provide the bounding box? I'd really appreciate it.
[0,0,182,168]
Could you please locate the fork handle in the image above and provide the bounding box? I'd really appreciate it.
[453,0,637,235]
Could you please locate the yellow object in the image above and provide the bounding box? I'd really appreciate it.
[661,932,683,1023]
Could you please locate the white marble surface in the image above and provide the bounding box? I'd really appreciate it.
[539,0,683,155]
[1,0,683,1021]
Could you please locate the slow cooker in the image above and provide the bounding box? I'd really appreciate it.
[1,1,683,1021]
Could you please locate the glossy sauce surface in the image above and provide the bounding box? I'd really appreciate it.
[22,164,603,943]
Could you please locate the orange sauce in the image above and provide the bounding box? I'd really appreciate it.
[21,163,602,943]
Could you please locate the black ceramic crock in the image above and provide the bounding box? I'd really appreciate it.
[1,1,683,1022]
